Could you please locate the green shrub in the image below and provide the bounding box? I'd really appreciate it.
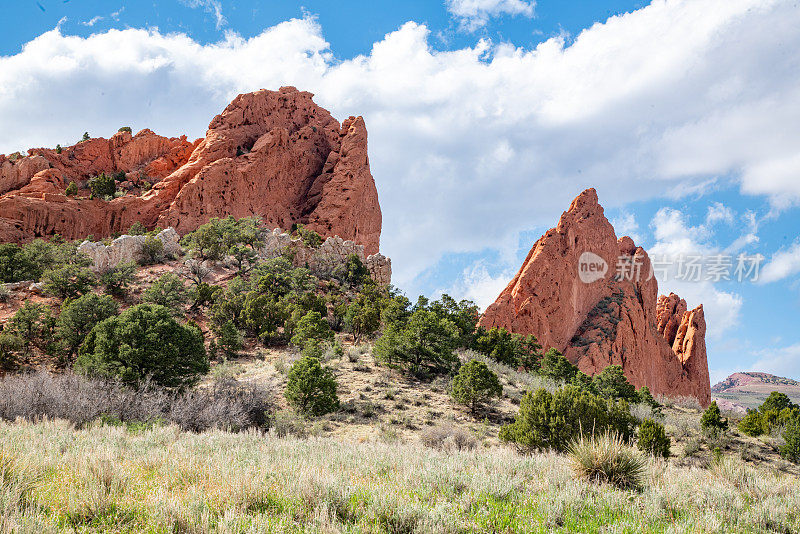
[594,365,637,401]
[128,221,147,235]
[344,294,381,344]
[82,132,90,141]
[230,243,258,273]
[56,144,62,154]
[88,173,116,199]
[571,371,598,394]
[181,216,265,260]
[428,294,479,348]
[450,359,502,415]
[216,320,243,359]
[141,273,188,313]
[189,282,220,309]
[0,238,89,283]
[471,327,542,368]
[635,386,660,408]
[737,392,798,437]
[738,410,768,437]
[538,348,578,382]
[251,257,313,299]
[375,308,460,376]
[76,303,208,388]
[295,224,323,248]
[700,401,728,434]
[65,181,78,196]
[0,333,22,370]
[760,391,795,414]
[241,293,287,342]
[284,356,339,416]
[41,264,96,299]
[290,311,334,349]
[56,293,118,359]
[343,253,369,285]
[118,126,133,133]
[499,385,636,452]
[9,301,55,354]
[140,235,165,265]
[568,432,646,490]
[99,260,137,297]
[0,243,36,282]
[637,418,670,457]
[780,416,800,464]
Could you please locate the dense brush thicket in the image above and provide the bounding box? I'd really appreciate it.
[0,371,273,432]
[1,216,670,453]
[735,392,800,464]
[499,385,637,452]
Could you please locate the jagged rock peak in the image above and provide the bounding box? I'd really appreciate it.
[0,87,382,255]
[479,188,711,406]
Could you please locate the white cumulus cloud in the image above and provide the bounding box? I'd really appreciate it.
[0,0,799,300]
[648,207,744,338]
[759,242,800,284]
[446,0,535,30]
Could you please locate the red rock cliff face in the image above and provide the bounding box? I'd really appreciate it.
[479,189,711,406]
[0,87,382,254]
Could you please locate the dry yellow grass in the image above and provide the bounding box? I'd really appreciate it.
[2,418,800,533]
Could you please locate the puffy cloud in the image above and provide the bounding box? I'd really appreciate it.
[648,207,744,338]
[1,0,799,297]
[759,242,800,284]
[610,212,641,244]
[749,343,800,380]
[706,202,734,226]
[446,0,535,30]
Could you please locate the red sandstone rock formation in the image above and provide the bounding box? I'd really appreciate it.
[0,87,382,254]
[479,189,711,405]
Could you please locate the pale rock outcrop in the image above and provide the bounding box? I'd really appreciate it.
[0,88,382,255]
[78,228,181,271]
[260,228,391,285]
[479,188,711,405]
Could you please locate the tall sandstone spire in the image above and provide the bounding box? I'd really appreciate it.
[0,87,382,254]
[479,188,711,406]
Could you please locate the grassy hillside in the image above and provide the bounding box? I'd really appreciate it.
[2,222,800,533]
[1,418,799,533]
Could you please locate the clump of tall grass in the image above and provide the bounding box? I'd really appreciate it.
[269,409,308,438]
[420,424,478,451]
[567,432,646,491]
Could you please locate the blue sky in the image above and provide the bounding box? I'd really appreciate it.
[2,0,800,383]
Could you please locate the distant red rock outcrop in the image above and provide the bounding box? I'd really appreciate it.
[0,87,382,254]
[479,189,711,405]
